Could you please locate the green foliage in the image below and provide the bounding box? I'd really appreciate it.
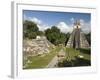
[23,20,45,39]
[23,46,61,69]
[85,33,91,45]
[23,20,39,32]
[51,26,60,33]
[58,57,90,67]
[58,47,91,67]
[45,26,59,45]
[28,32,37,39]
[23,20,39,39]
[37,31,44,36]
[65,33,70,46]
[45,26,67,45]
[23,20,70,45]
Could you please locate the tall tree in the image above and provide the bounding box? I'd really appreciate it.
[23,20,39,39]
[45,26,67,45]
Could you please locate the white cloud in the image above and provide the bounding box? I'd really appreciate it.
[29,17,42,25]
[24,15,90,34]
[24,15,50,31]
[80,19,91,33]
[80,19,84,25]
[70,17,75,24]
[57,22,73,33]
[60,18,91,34]
[70,18,91,33]
[24,14,42,25]
[56,20,90,34]
[37,24,50,31]
[23,14,27,20]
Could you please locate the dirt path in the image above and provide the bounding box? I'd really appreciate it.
[46,56,58,68]
[46,48,66,68]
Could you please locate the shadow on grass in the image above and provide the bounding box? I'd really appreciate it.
[79,48,91,55]
[58,56,91,67]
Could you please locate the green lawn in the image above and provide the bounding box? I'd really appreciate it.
[58,47,91,67]
[64,48,91,61]
[23,46,61,69]
[64,48,80,61]
[23,46,91,69]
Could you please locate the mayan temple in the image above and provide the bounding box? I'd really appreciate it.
[66,20,90,49]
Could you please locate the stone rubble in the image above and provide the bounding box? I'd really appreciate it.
[23,36,55,57]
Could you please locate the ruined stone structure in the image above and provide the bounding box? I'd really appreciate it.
[66,20,90,49]
[23,36,55,56]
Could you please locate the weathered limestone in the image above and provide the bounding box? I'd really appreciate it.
[66,21,90,49]
[23,36,55,56]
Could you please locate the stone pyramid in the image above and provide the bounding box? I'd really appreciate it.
[66,20,90,49]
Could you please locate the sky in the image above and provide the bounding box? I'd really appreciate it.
[23,10,91,33]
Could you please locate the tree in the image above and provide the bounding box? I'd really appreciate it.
[85,32,91,45]
[45,26,67,45]
[45,26,60,45]
[51,26,60,33]
[37,31,44,36]
[59,33,66,45]
[65,33,70,46]
[23,20,39,39]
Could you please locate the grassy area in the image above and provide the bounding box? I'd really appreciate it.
[79,48,91,60]
[23,46,61,69]
[23,46,91,69]
[79,48,91,54]
[64,48,91,61]
[58,47,91,67]
[64,48,80,61]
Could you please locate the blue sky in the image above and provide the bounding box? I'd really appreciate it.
[23,10,91,33]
